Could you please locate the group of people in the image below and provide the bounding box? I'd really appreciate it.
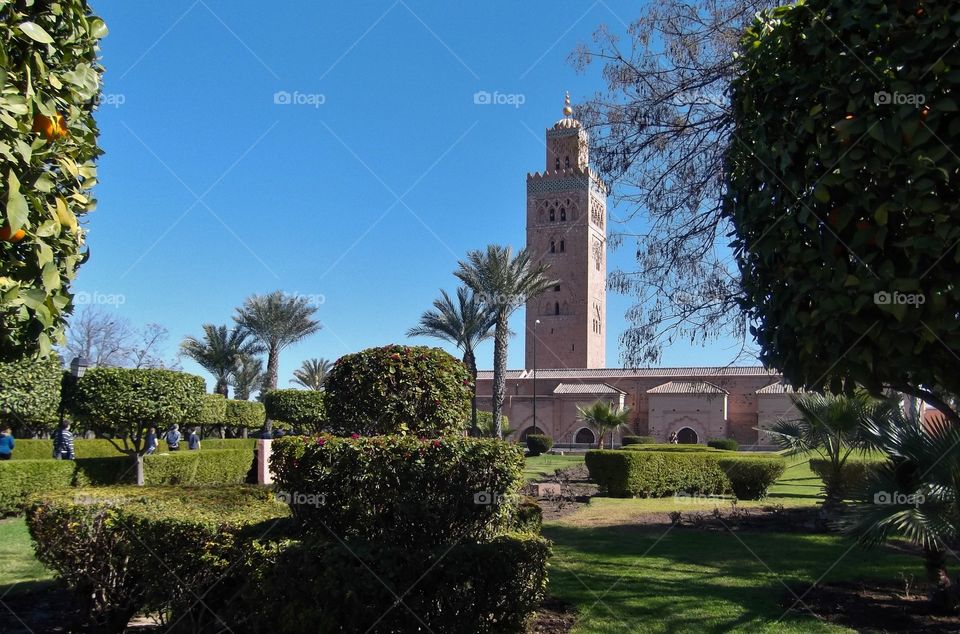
[0,422,202,460]
[143,424,201,454]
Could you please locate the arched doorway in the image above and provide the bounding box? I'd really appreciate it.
[676,427,698,444]
[574,427,596,445]
[520,426,545,441]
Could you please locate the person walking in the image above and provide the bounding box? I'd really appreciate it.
[52,422,75,460]
[144,427,158,455]
[188,427,201,451]
[0,426,14,460]
[668,431,679,445]
[165,424,182,451]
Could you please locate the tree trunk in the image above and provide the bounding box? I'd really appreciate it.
[464,348,479,436]
[263,343,279,437]
[924,545,959,610]
[215,378,229,397]
[492,311,509,440]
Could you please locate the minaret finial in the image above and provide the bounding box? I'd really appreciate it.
[563,91,573,117]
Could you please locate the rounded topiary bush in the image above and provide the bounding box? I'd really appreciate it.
[196,393,227,426]
[707,438,739,451]
[263,389,325,433]
[526,434,553,456]
[323,345,471,437]
[0,354,62,435]
[621,435,655,446]
[224,400,265,433]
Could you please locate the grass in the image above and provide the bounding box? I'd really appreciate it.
[542,521,921,633]
[524,453,585,481]
[0,517,52,595]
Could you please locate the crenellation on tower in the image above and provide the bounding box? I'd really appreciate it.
[525,93,607,370]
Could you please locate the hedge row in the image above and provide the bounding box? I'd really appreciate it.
[0,450,255,516]
[621,444,727,453]
[9,438,255,460]
[585,450,786,500]
[270,435,525,547]
[621,435,656,446]
[809,458,884,500]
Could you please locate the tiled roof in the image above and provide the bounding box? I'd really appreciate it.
[553,382,626,395]
[476,366,777,380]
[756,382,798,395]
[646,381,728,395]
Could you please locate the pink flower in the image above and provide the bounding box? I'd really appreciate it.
[350,433,360,439]
[432,440,441,448]
[315,437,326,446]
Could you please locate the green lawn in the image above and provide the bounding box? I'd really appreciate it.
[542,521,921,633]
[524,453,585,481]
[0,517,52,595]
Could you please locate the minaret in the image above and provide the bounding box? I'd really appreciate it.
[525,93,607,369]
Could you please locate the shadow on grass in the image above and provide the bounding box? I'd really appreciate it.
[541,523,922,633]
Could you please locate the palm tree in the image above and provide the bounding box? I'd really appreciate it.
[406,286,496,434]
[235,291,321,435]
[767,392,898,519]
[290,358,333,391]
[845,406,960,610]
[180,324,262,396]
[231,355,265,400]
[455,245,556,438]
[577,401,631,449]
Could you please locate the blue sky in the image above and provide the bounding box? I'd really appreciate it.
[77,0,750,390]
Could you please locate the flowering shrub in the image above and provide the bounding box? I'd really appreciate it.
[270,434,525,547]
[323,344,471,436]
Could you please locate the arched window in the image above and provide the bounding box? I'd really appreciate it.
[554,302,560,315]
[560,208,566,221]
[564,155,570,168]
[550,241,556,253]
[549,209,555,222]
[560,240,565,253]
[676,427,699,444]
[574,428,596,445]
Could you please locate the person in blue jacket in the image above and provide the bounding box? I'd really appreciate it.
[0,426,13,460]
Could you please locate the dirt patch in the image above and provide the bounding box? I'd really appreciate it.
[524,464,598,521]
[783,580,960,633]
[668,504,823,532]
[528,596,578,633]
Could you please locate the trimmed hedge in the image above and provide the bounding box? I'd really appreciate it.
[239,533,550,634]
[621,435,655,446]
[621,444,726,453]
[225,399,265,430]
[26,486,289,631]
[0,460,75,516]
[526,434,553,456]
[10,437,254,459]
[67,368,206,453]
[324,344,472,437]
[196,393,227,425]
[707,439,740,451]
[585,450,786,499]
[0,355,62,435]
[262,389,325,432]
[271,435,525,547]
[810,458,884,501]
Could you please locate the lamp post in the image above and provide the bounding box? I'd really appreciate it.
[532,319,540,434]
[60,356,89,426]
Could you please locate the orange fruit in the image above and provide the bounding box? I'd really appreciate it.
[32,113,68,140]
[0,226,25,242]
[920,105,930,121]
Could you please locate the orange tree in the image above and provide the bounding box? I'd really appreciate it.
[0,1,105,360]
[724,0,960,420]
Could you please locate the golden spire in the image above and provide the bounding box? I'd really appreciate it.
[562,91,573,117]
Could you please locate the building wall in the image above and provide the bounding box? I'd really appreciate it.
[647,394,727,443]
[756,394,799,445]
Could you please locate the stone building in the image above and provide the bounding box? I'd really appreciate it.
[475,96,797,446]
